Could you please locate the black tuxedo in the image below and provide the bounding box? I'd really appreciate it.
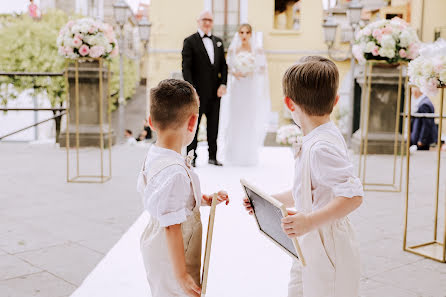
[182,32,228,160]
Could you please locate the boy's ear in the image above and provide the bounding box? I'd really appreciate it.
[334,94,340,107]
[284,96,295,112]
[188,113,199,132]
[148,116,155,130]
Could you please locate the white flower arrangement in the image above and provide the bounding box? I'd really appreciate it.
[408,39,446,97]
[276,124,302,145]
[233,51,256,75]
[57,18,118,60]
[352,17,420,64]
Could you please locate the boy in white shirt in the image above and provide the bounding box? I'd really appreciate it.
[137,79,229,297]
[244,56,363,297]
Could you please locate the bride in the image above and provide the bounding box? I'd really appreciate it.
[219,24,271,166]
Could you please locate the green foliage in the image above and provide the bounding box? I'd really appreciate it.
[0,10,69,106]
[110,56,139,111]
[0,10,139,110]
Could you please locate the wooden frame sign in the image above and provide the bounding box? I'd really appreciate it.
[240,179,306,266]
[201,194,218,296]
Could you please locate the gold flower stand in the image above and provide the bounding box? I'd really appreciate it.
[403,86,446,262]
[358,60,408,192]
[65,58,112,183]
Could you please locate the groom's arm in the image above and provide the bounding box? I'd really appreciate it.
[219,40,228,86]
[182,37,194,86]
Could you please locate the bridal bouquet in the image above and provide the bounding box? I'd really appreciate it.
[352,17,420,64]
[57,18,118,60]
[233,52,256,75]
[408,39,446,97]
[276,124,302,145]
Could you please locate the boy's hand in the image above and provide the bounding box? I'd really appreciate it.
[178,273,201,297]
[202,191,229,206]
[243,197,254,215]
[281,210,314,238]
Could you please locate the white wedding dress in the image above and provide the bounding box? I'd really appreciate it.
[218,32,271,166]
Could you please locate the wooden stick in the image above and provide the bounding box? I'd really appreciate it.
[201,194,218,296]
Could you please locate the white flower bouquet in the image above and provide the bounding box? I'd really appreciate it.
[408,39,446,97]
[276,124,302,145]
[353,17,420,64]
[233,51,256,76]
[57,18,118,60]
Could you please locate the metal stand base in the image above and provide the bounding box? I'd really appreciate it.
[405,241,445,263]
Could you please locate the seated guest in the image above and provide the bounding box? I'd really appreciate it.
[125,129,137,145]
[411,87,438,150]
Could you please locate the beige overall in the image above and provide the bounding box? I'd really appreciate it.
[139,158,202,297]
[288,133,360,297]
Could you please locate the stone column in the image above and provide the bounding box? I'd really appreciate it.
[59,60,116,147]
[351,64,407,154]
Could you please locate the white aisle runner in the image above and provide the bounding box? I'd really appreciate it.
[70,212,152,297]
[70,147,298,297]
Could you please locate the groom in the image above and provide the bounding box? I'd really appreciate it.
[182,10,228,167]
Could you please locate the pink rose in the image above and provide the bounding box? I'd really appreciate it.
[105,30,115,43]
[399,49,407,58]
[79,44,90,56]
[88,26,97,34]
[72,37,82,48]
[382,26,393,35]
[407,43,420,59]
[67,20,75,29]
[372,29,383,42]
[64,46,74,55]
[103,25,116,43]
[74,34,83,40]
[89,46,105,58]
[372,46,379,56]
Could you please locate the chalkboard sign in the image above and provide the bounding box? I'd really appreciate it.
[241,179,306,266]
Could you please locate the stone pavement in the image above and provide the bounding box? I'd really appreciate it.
[0,142,445,297]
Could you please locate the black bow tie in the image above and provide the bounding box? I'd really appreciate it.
[202,34,212,39]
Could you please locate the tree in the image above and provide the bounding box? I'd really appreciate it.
[0,10,68,139]
[0,10,139,140]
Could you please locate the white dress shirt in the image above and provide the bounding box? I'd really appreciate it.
[138,145,202,227]
[293,122,364,212]
[198,28,214,64]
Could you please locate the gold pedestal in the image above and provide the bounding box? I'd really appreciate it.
[403,86,446,263]
[65,58,112,183]
[358,60,408,192]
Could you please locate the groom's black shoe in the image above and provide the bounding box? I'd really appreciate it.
[208,159,223,166]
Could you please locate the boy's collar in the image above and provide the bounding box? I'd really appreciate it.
[302,121,334,142]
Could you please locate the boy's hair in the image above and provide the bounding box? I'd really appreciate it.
[282,56,339,116]
[150,79,199,130]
